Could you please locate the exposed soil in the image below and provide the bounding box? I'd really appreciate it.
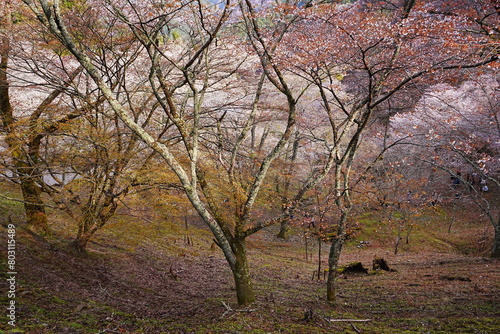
[1,223,499,334]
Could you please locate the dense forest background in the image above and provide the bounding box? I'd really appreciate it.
[1,0,499,332]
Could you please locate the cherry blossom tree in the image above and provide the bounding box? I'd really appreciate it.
[242,0,498,301]
[19,0,498,305]
[391,74,500,257]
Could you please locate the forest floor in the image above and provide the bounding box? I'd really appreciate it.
[0,197,499,333]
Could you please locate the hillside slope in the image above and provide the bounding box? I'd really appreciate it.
[0,186,499,333]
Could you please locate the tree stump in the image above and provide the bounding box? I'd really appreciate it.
[372,257,395,271]
[338,262,368,275]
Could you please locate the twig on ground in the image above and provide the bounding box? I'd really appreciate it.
[96,329,125,334]
[219,301,258,319]
[220,301,233,319]
[327,318,372,322]
[98,283,114,298]
[350,322,362,333]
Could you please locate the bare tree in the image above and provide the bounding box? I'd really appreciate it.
[21,0,303,305]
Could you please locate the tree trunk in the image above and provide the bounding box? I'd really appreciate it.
[1,28,48,233]
[327,210,349,302]
[71,233,91,253]
[19,172,48,233]
[231,237,255,305]
[492,217,500,258]
[326,235,344,302]
[277,220,289,239]
[72,214,97,252]
[72,200,118,252]
[317,237,322,280]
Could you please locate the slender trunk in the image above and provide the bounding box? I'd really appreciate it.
[394,222,402,255]
[405,223,413,245]
[492,217,500,258]
[277,133,299,240]
[231,237,255,305]
[317,237,321,280]
[304,233,309,261]
[448,199,458,232]
[394,235,400,255]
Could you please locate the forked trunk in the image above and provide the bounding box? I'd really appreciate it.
[72,216,97,253]
[71,233,91,253]
[231,237,255,305]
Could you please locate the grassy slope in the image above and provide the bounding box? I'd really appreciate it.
[0,183,499,333]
